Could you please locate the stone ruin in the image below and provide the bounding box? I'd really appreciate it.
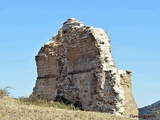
[31,18,138,117]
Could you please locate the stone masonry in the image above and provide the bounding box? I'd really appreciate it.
[31,18,138,117]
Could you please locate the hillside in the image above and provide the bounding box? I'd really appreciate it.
[139,100,160,120]
[0,96,133,120]
[151,100,160,106]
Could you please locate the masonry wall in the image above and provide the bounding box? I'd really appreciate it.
[67,36,97,74]
[31,18,138,117]
[32,54,58,99]
[64,35,98,109]
[119,70,138,118]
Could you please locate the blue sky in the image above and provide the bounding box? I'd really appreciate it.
[0,0,160,108]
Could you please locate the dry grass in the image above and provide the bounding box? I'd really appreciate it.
[0,96,134,120]
[18,96,77,110]
[0,86,133,120]
[0,86,12,98]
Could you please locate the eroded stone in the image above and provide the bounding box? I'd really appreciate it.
[31,18,138,118]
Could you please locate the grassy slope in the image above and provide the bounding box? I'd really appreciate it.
[0,96,133,120]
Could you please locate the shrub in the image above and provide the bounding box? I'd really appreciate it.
[0,86,13,98]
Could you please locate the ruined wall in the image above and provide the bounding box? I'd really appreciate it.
[31,18,138,117]
[119,70,138,118]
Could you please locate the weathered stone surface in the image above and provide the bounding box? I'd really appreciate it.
[31,18,138,117]
[119,70,138,118]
